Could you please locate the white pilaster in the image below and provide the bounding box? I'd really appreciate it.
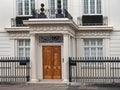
[77,38,84,57]
[103,38,110,57]
[69,36,71,57]
[63,34,69,82]
[30,34,39,82]
[10,39,15,57]
[72,37,76,57]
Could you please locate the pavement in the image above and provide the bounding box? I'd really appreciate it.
[0,83,120,90]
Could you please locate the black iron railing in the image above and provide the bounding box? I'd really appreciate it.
[33,9,73,19]
[69,57,120,84]
[77,16,108,26]
[0,57,30,83]
[11,9,73,27]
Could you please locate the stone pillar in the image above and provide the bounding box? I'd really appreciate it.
[30,34,38,82]
[63,34,69,82]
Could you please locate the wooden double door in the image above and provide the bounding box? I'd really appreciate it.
[43,46,61,79]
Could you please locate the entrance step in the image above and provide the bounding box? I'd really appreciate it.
[27,80,69,86]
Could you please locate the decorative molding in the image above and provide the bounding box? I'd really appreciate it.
[30,25,76,36]
[5,27,30,32]
[5,27,30,39]
[76,31,111,39]
[9,31,30,39]
[5,19,114,39]
[24,18,78,36]
[78,26,113,31]
[31,25,69,31]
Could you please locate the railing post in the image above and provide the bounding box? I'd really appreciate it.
[69,57,72,82]
[26,58,30,82]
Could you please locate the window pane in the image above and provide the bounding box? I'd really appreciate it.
[18,40,24,46]
[97,0,101,14]
[18,0,23,15]
[84,39,103,58]
[17,0,35,15]
[97,48,103,57]
[63,0,68,10]
[84,0,89,14]
[91,40,96,46]
[19,48,24,57]
[90,0,95,14]
[91,48,96,57]
[97,39,102,46]
[25,40,30,46]
[25,0,29,15]
[25,48,30,57]
[84,0,101,14]
[51,0,55,15]
[84,48,90,57]
[31,0,35,11]
[84,39,89,46]
[18,39,30,57]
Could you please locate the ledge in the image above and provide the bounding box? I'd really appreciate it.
[23,18,79,31]
[78,26,113,31]
[5,27,30,32]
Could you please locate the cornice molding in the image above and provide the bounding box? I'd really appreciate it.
[78,26,113,31]
[5,27,30,32]
[76,30,111,39]
[24,18,79,31]
[5,27,30,39]
[8,31,30,39]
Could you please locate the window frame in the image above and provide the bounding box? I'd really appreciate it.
[49,0,68,16]
[83,0,102,15]
[83,39,103,58]
[17,39,30,58]
[16,0,35,16]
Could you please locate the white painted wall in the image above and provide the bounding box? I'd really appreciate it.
[0,0,14,57]
[110,31,120,57]
[0,32,11,57]
[0,0,15,31]
[107,0,120,29]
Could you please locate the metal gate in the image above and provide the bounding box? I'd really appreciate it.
[69,57,120,84]
[0,57,30,83]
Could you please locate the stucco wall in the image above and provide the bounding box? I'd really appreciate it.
[0,32,11,57]
[110,31,120,57]
[0,0,15,31]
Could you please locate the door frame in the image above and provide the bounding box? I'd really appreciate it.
[38,43,63,80]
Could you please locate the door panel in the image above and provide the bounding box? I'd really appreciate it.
[43,46,61,79]
[43,46,53,79]
[52,46,61,79]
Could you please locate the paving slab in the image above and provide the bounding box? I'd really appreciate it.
[0,84,120,90]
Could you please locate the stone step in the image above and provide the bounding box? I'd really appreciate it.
[27,80,69,86]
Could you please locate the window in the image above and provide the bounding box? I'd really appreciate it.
[18,40,30,58]
[63,0,68,10]
[83,0,102,15]
[50,0,68,15]
[17,0,35,16]
[84,39,103,57]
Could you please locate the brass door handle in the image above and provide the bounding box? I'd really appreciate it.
[45,66,50,69]
[46,67,49,69]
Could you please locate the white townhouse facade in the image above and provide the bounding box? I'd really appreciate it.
[0,0,120,83]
